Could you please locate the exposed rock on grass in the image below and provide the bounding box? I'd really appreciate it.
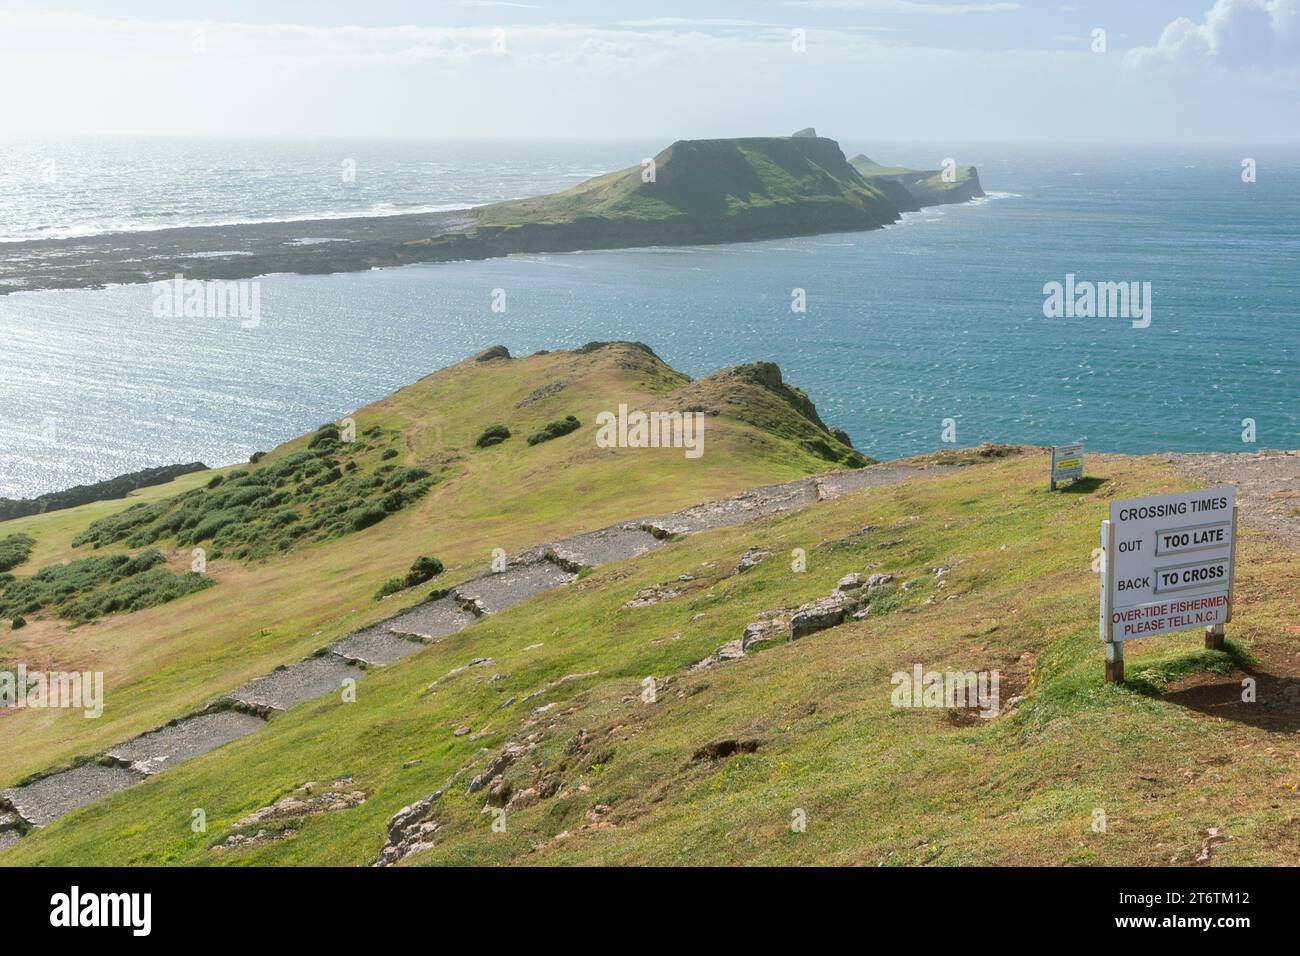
[514,380,566,408]
[691,739,759,762]
[215,779,367,851]
[790,593,854,640]
[624,584,682,608]
[374,794,444,866]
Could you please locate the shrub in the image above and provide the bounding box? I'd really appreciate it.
[0,534,36,573]
[527,415,581,446]
[0,548,207,624]
[350,505,388,532]
[60,569,214,625]
[476,424,511,448]
[407,556,444,583]
[11,616,25,630]
[374,555,443,599]
[308,424,341,449]
[381,448,399,460]
[70,427,441,560]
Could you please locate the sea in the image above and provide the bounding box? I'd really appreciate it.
[0,138,1296,499]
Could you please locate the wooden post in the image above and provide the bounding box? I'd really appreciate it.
[1205,623,1225,651]
[1099,519,1122,682]
[1207,506,1237,651]
[1106,640,1124,683]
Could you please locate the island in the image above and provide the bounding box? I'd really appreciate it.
[0,132,985,294]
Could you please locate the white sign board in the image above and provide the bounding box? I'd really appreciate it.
[1051,443,1084,484]
[1102,487,1236,642]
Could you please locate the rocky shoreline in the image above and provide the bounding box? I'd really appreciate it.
[0,202,909,296]
[0,209,476,295]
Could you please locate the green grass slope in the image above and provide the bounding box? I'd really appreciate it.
[849,154,985,208]
[411,136,902,257]
[0,343,863,786]
[7,450,1296,866]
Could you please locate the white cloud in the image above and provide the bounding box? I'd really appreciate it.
[1127,0,1299,68]
[786,1,1019,12]
[617,18,768,28]
[0,7,1292,140]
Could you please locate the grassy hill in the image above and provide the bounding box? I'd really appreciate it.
[849,154,985,209]
[4,444,1296,866]
[0,343,862,788]
[411,135,902,258]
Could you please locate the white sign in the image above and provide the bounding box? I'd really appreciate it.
[1101,487,1236,642]
[1051,443,1084,484]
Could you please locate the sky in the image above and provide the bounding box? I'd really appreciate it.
[0,0,1296,141]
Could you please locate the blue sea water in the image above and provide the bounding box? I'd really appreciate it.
[0,140,1297,498]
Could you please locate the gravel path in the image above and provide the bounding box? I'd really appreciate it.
[816,463,957,500]
[332,629,428,666]
[105,711,268,775]
[640,478,820,535]
[1165,450,1300,548]
[380,595,479,640]
[543,524,664,568]
[2,763,143,827]
[227,656,365,712]
[453,560,578,614]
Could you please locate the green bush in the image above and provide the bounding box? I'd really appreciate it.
[11,615,25,630]
[374,555,444,599]
[0,549,210,624]
[476,424,511,448]
[60,569,214,625]
[308,424,341,449]
[0,533,36,573]
[407,556,444,583]
[350,505,388,532]
[71,429,441,560]
[527,415,581,446]
[381,448,399,460]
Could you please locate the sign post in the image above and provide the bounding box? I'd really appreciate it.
[1051,443,1084,491]
[1099,487,1237,682]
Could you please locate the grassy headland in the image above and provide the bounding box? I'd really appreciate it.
[849,154,985,210]
[0,343,861,785]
